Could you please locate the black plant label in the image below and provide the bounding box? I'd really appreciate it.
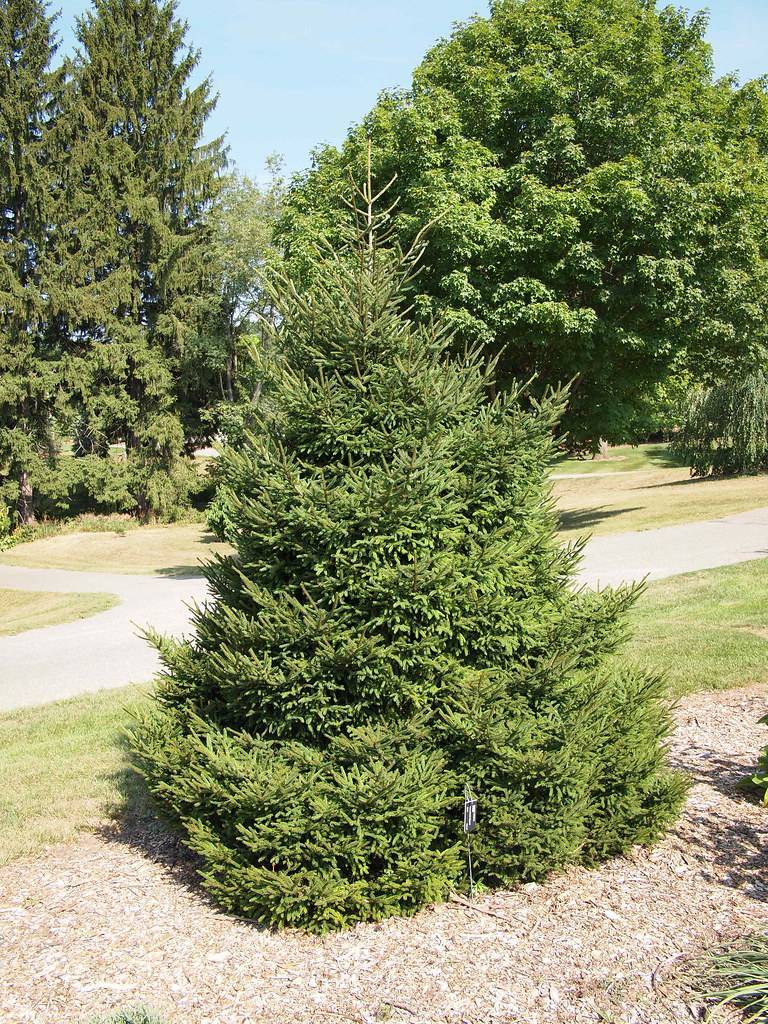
[463,798,478,834]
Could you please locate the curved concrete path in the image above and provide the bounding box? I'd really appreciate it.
[576,507,768,589]
[0,566,208,711]
[1,506,766,711]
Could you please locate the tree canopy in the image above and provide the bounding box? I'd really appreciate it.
[180,163,285,450]
[0,0,62,525]
[58,0,226,518]
[282,0,768,448]
[673,370,768,476]
[2,0,767,535]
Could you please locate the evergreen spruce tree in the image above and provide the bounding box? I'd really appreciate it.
[0,0,62,527]
[58,0,225,518]
[133,171,685,933]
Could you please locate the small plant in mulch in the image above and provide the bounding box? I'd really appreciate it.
[87,1008,166,1024]
[748,723,768,804]
[703,936,768,1022]
[736,714,768,803]
[131,172,686,934]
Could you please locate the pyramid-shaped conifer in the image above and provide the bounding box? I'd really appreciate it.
[133,170,685,933]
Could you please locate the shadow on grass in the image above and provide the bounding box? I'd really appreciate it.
[631,476,714,491]
[627,445,686,470]
[643,452,687,470]
[154,565,207,580]
[553,445,686,473]
[631,471,768,492]
[153,532,228,580]
[559,506,643,533]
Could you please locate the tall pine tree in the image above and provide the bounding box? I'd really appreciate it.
[0,0,62,528]
[59,0,225,518]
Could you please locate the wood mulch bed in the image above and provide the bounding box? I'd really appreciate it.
[1,685,767,1024]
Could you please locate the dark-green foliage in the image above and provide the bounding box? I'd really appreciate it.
[133,186,685,933]
[282,0,768,450]
[672,371,768,476]
[57,0,226,520]
[0,0,64,527]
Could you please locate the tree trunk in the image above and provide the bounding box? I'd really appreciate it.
[135,492,151,522]
[592,438,611,461]
[18,470,36,526]
[126,430,151,522]
[225,348,236,403]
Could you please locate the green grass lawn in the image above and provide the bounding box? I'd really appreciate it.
[0,686,150,865]
[556,468,768,538]
[0,522,231,577]
[0,588,118,636]
[624,558,768,697]
[554,443,768,538]
[1,558,766,866]
[553,442,685,476]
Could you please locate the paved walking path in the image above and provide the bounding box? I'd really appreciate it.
[576,507,768,589]
[0,566,208,711]
[1,506,766,711]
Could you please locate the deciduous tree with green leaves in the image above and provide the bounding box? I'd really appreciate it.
[673,370,768,476]
[58,0,226,519]
[181,161,285,449]
[282,0,768,449]
[133,175,684,933]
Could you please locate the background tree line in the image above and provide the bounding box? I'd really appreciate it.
[0,0,281,531]
[2,0,767,535]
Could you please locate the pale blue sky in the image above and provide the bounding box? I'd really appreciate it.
[53,0,768,178]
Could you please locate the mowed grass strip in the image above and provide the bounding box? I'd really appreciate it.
[0,522,231,576]
[625,558,768,697]
[0,588,118,636]
[553,442,685,476]
[0,686,150,865]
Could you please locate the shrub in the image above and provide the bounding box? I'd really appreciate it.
[672,371,768,476]
[205,475,237,542]
[0,497,11,538]
[132,205,685,933]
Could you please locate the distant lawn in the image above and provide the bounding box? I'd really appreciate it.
[0,588,118,636]
[0,522,231,577]
[0,686,150,865]
[555,461,768,538]
[553,441,768,538]
[624,558,768,697]
[553,442,685,476]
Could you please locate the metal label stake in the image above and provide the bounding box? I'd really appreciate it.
[463,783,478,899]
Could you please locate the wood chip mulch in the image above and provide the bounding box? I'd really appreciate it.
[2,685,767,1024]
